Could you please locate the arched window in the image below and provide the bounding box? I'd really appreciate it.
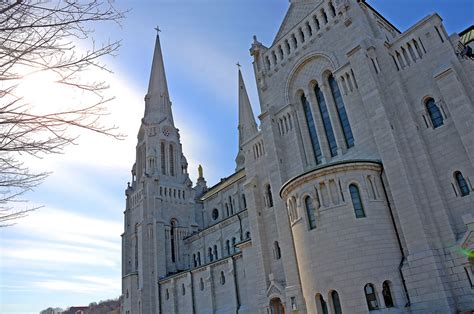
[165,289,169,300]
[212,208,219,220]
[193,254,197,267]
[182,283,186,295]
[270,298,285,314]
[365,283,379,310]
[161,142,166,175]
[242,194,247,209]
[301,94,323,164]
[266,185,274,208]
[321,9,328,24]
[200,278,204,291]
[382,281,394,308]
[305,196,317,229]
[226,240,230,256]
[314,84,338,157]
[220,271,226,285]
[329,2,336,17]
[349,184,366,218]
[197,252,201,266]
[213,245,219,260]
[425,98,444,128]
[208,247,213,262]
[331,291,342,314]
[225,203,229,216]
[170,220,177,263]
[274,241,281,260]
[169,144,175,176]
[246,231,251,239]
[328,74,354,148]
[455,171,470,196]
[316,294,329,314]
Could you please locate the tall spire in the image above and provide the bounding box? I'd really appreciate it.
[235,67,258,171]
[144,29,173,124]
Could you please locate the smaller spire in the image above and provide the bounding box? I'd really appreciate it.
[237,68,258,146]
[235,67,258,171]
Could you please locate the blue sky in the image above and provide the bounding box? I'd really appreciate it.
[1,1,472,313]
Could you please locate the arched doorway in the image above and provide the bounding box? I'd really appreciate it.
[270,298,285,314]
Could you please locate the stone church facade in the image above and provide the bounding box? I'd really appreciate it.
[121,0,474,313]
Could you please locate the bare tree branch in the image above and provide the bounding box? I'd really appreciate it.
[0,0,126,226]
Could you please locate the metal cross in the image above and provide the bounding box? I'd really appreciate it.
[155,26,161,33]
[236,62,241,68]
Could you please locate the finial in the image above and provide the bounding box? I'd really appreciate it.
[154,26,161,34]
[236,62,241,68]
[198,164,203,179]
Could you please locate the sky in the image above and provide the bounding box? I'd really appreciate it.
[1,0,473,313]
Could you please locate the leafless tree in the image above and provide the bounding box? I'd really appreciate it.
[0,0,126,226]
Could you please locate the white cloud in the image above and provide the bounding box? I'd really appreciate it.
[33,276,120,294]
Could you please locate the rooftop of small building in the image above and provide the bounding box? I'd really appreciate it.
[460,25,474,44]
[200,168,246,201]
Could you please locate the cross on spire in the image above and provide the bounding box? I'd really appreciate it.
[155,26,161,33]
[236,62,241,68]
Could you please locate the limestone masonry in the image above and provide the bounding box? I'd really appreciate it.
[121,1,474,313]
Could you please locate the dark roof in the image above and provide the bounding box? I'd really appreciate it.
[459,25,474,44]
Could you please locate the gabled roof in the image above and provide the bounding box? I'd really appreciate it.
[273,1,322,45]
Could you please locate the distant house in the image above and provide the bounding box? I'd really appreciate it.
[64,306,88,314]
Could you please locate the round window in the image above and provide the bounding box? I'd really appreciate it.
[212,208,219,220]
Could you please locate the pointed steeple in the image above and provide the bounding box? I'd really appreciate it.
[235,67,258,171]
[144,29,174,124]
[237,68,258,146]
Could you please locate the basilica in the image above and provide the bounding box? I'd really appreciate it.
[121,0,474,313]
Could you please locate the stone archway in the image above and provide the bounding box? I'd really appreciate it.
[270,298,285,314]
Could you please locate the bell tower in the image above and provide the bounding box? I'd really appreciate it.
[122,31,198,314]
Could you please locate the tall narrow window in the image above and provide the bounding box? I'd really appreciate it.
[232,237,237,253]
[425,98,444,128]
[161,142,166,175]
[350,184,366,218]
[200,278,204,291]
[455,171,470,196]
[193,254,197,267]
[170,220,176,263]
[208,247,213,262]
[213,245,218,260]
[226,240,230,256]
[382,281,394,308]
[316,294,329,314]
[365,283,379,310]
[229,196,234,214]
[331,291,342,314]
[242,194,247,209]
[328,75,354,148]
[220,271,226,285]
[301,94,323,164]
[169,144,175,176]
[305,196,317,229]
[197,252,201,266]
[274,241,281,260]
[314,84,338,157]
[225,203,229,216]
[266,185,274,208]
